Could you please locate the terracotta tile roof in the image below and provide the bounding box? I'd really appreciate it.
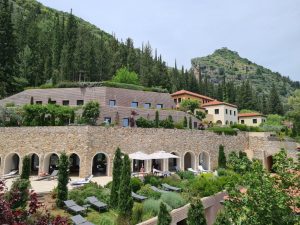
[202,100,237,108]
[170,90,214,101]
[238,113,266,118]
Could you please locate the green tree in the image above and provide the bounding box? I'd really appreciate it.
[214,212,231,225]
[118,154,133,220]
[112,67,139,85]
[21,155,31,180]
[155,110,160,128]
[189,117,192,129]
[183,116,188,128]
[180,99,200,113]
[56,152,69,208]
[110,147,123,208]
[218,145,226,169]
[187,199,207,225]
[157,202,172,225]
[0,0,16,97]
[82,101,100,125]
[8,178,30,209]
[268,84,284,115]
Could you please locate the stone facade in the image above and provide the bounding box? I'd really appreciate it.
[0,127,298,177]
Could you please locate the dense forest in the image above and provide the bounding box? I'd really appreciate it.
[0,0,299,115]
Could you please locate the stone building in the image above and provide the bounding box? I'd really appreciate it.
[238,112,266,127]
[0,127,297,177]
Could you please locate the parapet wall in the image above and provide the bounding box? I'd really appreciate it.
[0,127,297,176]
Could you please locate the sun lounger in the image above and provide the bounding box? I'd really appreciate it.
[1,170,19,180]
[188,168,200,175]
[150,186,169,193]
[35,170,58,181]
[70,215,94,225]
[70,175,93,186]
[64,200,87,214]
[85,196,107,211]
[153,169,171,177]
[162,183,181,192]
[132,192,147,201]
[198,165,210,173]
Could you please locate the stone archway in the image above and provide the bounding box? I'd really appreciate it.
[216,120,222,125]
[199,151,210,170]
[43,153,59,174]
[4,153,20,174]
[184,152,195,170]
[92,153,108,176]
[266,155,273,172]
[29,153,39,175]
[69,153,80,176]
[168,152,180,172]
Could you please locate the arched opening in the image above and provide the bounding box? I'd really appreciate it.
[152,159,164,171]
[168,152,180,172]
[266,155,274,172]
[30,153,39,176]
[199,152,210,170]
[43,153,59,174]
[216,120,222,125]
[4,153,20,174]
[69,153,80,176]
[92,153,108,176]
[133,159,145,173]
[184,152,195,170]
[230,121,233,125]
[225,120,229,125]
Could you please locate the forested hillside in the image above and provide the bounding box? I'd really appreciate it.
[0,0,299,115]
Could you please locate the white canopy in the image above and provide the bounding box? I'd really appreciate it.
[129,151,150,160]
[148,151,179,159]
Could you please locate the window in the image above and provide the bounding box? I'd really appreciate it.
[131,102,138,108]
[62,100,69,106]
[104,117,111,124]
[174,99,177,104]
[230,110,232,115]
[253,119,257,124]
[49,100,56,104]
[77,100,84,106]
[122,118,129,127]
[109,100,116,107]
[144,103,151,109]
[225,109,228,114]
[215,109,219,114]
[241,120,245,124]
[156,104,163,109]
[178,98,181,103]
[193,122,198,129]
[36,101,42,104]
[234,111,236,116]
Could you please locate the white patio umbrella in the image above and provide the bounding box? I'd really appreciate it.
[129,151,151,160]
[148,151,179,159]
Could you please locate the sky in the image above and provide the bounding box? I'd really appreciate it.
[38,0,300,82]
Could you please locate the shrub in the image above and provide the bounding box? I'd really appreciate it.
[69,182,110,206]
[8,178,30,209]
[187,198,207,225]
[82,101,100,125]
[132,203,144,224]
[21,155,31,180]
[208,127,237,136]
[157,202,172,225]
[105,181,112,189]
[160,192,186,209]
[161,174,182,188]
[56,153,69,208]
[138,184,161,199]
[174,122,184,129]
[143,199,171,217]
[186,174,220,198]
[218,145,226,169]
[136,117,155,128]
[131,177,143,192]
[177,171,195,180]
[144,175,161,186]
[159,118,174,129]
[155,111,159,128]
[112,67,139,85]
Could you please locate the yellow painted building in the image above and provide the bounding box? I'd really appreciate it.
[238,113,266,127]
[171,90,214,108]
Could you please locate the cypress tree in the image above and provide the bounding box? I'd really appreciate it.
[187,199,207,225]
[30,96,34,105]
[20,155,31,180]
[157,202,172,225]
[183,116,188,128]
[218,145,226,168]
[56,152,69,208]
[110,147,122,208]
[0,0,16,97]
[118,154,133,220]
[268,84,284,115]
[189,117,193,129]
[155,110,159,128]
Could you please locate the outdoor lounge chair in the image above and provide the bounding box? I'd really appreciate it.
[64,200,87,214]
[162,183,181,192]
[132,192,147,201]
[198,165,210,173]
[85,196,107,211]
[70,174,93,186]
[35,170,58,181]
[153,168,171,177]
[188,168,200,175]
[1,170,19,180]
[150,186,169,193]
[70,215,94,225]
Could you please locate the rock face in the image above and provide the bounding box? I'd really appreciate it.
[0,127,297,177]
